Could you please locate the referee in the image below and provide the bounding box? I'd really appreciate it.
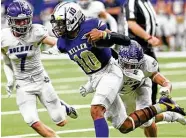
[124,0,160,105]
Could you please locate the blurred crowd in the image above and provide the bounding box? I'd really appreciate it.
[1,0,186,51]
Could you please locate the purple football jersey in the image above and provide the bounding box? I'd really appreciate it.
[57,18,112,74]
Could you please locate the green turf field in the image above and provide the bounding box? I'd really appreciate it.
[1,57,186,137]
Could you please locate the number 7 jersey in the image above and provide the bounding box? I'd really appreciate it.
[57,18,112,74]
[1,24,48,79]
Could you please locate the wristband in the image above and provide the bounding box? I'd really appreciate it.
[102,31,107,40]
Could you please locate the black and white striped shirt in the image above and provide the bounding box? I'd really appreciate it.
[125,0,157,46]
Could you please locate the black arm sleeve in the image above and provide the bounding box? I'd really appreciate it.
[95,32,131,47]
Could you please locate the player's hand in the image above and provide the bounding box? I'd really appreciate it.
[85,29,105,43]
[79,82,94,97]
[159,87,170,97]
[147,36,161,46]
[6,81,14,97]
[42,46,60,55]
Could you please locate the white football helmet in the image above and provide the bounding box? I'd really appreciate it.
[50,2,85,38]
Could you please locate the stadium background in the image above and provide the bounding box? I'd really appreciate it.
[1,0,186,137]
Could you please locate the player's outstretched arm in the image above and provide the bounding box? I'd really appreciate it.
[42,36,57,47]
[1,49,14,97]
[151,72,172,97]
[41,36,61,55]
[86,29,131,47]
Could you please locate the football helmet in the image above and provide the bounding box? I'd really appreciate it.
[118,40,145,69]
[78,0,92,9]
[6,0,33,34]
[50,2,85,38]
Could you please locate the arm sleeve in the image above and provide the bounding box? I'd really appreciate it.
[96,32,131,47]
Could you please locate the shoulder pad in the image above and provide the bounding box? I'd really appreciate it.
[144,55,159,73]
[1,28,12,49]
[123,69,145,82]
[31,24,48,42]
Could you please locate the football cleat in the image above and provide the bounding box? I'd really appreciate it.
[163,112,186,125]
[60,100,78,119]
[67,107,78,119]
[159,96,186,116]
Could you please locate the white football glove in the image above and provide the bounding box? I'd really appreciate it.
[42,45,60,55]
[79,81,94,97]
[6,81,14,97]
[159,87,170,96]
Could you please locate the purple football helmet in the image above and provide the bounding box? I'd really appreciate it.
[6,0,33,34]
[118,40,145,69]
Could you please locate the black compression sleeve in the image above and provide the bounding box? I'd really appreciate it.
[96,32,131,47]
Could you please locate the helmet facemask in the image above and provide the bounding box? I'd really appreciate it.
[7,16,32,34]
[119,57,144,69]
[50,15,67,38]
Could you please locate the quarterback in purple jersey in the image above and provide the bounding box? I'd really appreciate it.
[47,2,186,137]
[49,2,130,137]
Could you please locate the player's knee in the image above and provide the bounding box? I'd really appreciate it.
[50,107,67,125]
[56,120,67,127]
[119,117,134,134]
[90,105,106,120]
[31,121,41,129]
[23,115,39,126]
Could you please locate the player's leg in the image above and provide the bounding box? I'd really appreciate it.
[155,112,186,125]
[16,80,58,137]
[91,60,124,137]
[135,78,157,137]
[39,78,68,127]
[118,96,186,134]
[105,94,128,129]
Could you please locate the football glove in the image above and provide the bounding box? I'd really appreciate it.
[6,81,14,97]
[79,81,94,97]
[159,87,170,97]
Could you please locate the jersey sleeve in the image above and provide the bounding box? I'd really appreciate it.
[97,19,107,30]
[144,55,159,77]
[1,28,10,53]
[57,38,66,53]
[1,29,6,48]
[32,24,49,43]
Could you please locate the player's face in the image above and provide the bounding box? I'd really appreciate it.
[51,19,66,38]
[14,18,30,26]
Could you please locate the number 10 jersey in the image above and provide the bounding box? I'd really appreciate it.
[57,18,112,74]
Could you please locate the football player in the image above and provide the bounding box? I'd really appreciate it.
[46,2,185,137]
[78,0,118,32]
[79,29,186,136]
[1,0,77,137]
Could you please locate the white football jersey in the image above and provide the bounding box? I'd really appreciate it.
[121,54,159,93]
[80,1,105,18]
[1,24,48,79]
